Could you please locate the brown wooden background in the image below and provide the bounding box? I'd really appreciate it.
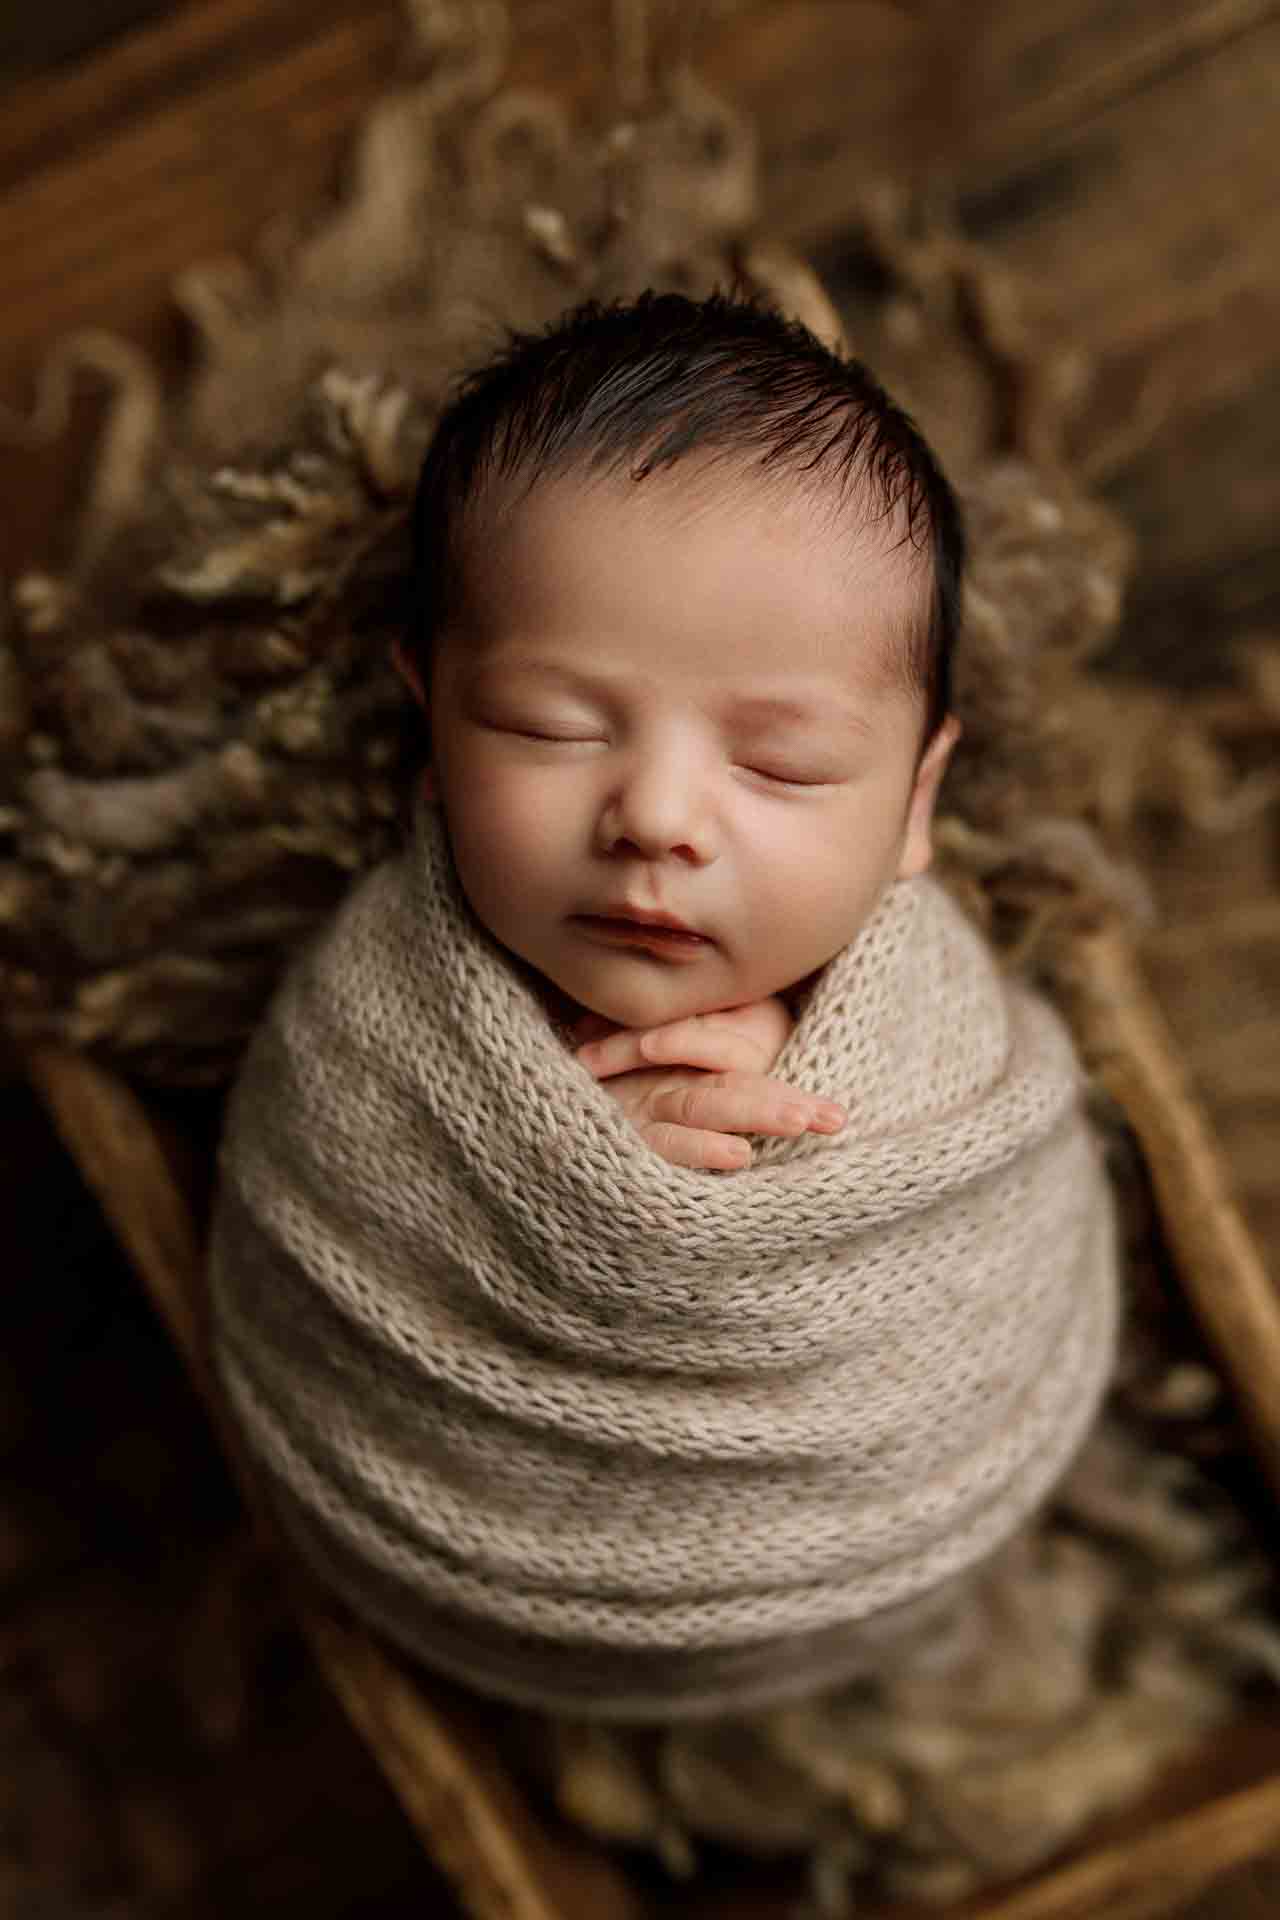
[4,0,1279,677]
[2,3,1278,1916]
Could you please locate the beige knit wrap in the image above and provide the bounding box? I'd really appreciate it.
[209,802,1119,1720]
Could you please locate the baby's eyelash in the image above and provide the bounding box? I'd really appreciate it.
[497,728,833,787]
[741,766,831,789]
[509,728,600,743]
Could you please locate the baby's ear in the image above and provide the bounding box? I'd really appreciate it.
[897,714,961,880]
[390,638,441,805]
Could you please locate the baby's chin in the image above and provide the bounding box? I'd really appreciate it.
[491,936,740,1034]
[509,925,844,1031]
[534,963,788,1033]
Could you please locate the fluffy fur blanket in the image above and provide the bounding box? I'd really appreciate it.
[208,801,1119,1719]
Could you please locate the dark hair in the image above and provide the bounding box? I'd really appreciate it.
[408,291,963,746]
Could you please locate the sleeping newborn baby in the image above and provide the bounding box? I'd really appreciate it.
[209,293,1119,1721]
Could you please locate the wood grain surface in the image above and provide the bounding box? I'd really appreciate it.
[2,0,1279,684]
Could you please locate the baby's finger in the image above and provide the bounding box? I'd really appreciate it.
[639,1119,754,1172]
[632,1015,776,1075]
[650,1073,846,1138]
[578,1016,772,1080]
[574,1027,657,1079]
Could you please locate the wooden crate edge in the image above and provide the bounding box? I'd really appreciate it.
[20,1041,642,1920]
[1052,923,1280,1501]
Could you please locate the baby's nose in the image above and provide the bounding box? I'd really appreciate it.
[601,755,713,862]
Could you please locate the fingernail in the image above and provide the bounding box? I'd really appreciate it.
[812,1104,846,1131]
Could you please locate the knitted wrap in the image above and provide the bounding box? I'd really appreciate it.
[208,802,1119,1720]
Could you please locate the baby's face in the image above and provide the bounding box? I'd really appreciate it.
[418,467,958,1030]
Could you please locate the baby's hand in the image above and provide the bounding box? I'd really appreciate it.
[573,999,846,1172]
[575,996,794,1077]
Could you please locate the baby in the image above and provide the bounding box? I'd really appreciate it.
[209,293,1118,1722]
[391,293,960,1166]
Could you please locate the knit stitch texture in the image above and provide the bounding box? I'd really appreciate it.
[208,801,1119,1720]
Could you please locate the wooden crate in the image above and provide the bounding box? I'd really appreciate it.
[6,0,1280,1907]
[19,920,1280,1920]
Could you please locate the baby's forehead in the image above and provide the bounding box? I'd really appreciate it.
[533,445,893,531]
[461,453,928,700]
[493,451,924,589]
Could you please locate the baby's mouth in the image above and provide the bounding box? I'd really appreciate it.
[572,915,711,953]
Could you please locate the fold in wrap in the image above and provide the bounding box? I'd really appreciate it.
[209,801,1119,1720]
